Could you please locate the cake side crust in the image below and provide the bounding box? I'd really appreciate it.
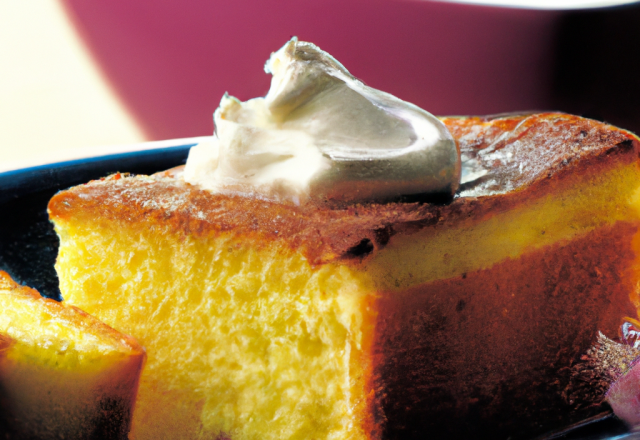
[372,220,640,439]
[365,157,640,291]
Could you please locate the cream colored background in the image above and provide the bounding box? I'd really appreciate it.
[0,0,145,171]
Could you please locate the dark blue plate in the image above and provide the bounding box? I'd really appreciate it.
[0,142,637,440]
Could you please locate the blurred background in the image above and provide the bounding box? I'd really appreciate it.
[1,0,639,169]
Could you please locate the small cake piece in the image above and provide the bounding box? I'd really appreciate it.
[49,113,640,439]
[0,271,145,440]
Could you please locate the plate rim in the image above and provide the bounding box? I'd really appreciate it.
[0,135,210,175]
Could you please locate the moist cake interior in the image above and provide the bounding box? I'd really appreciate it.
[0,271,144,440]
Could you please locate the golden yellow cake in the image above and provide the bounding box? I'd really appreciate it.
[0,271,145,440]
[48,113,640,439]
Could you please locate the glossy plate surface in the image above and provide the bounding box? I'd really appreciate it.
[0,142,637,440]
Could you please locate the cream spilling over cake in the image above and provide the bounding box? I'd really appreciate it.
[48,38,640,440]
[184,37,460,204]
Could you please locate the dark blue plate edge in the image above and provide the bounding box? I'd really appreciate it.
[0,144,195,204]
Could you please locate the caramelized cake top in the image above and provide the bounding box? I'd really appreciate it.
[49,113,640,265]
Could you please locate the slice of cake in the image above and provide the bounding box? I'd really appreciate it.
[48,112,640,439]
[0,271,145,440]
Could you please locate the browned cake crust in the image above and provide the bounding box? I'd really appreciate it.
[49,113,639,266]
[372,222,639,439]
[445,113,635,197]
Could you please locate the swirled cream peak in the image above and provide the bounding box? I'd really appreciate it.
[184,37,460,204]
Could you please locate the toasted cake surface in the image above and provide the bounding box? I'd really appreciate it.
[49,113,639,266]
[0,271,145,440]
[48,113,640,439]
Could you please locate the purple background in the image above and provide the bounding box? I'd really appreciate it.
[60,0,640,140]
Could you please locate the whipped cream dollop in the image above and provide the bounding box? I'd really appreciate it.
[184,38,460,204]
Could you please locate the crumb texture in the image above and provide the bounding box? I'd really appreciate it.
[55,222,375,440]
[0,271,144,440]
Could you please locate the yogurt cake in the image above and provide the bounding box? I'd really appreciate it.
[48,39,640,439]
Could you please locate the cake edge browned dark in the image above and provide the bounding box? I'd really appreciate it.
[369,221,639,439]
